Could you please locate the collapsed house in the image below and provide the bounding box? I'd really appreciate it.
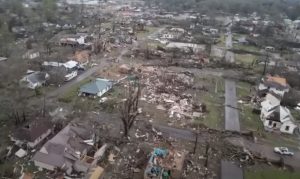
[140,67,205,123]
[258,75,290,97]
[59,34,93,49]
[70,50,91,65]
[260,93,298,134]
[20,71,50,89]
[32,123,96,174]
[42,60,80,81]
[144,148,185,179]
[11,119,53,148]
[79,78,113,98]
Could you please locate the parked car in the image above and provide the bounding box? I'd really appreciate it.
[274,147,294,156]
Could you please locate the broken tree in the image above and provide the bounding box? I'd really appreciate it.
[119,78,141,137]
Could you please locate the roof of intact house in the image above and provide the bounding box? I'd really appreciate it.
[79,78,113,95]
[32,123,94,170]
[14,119,52,143]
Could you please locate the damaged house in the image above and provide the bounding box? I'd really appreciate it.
[11,119,53,148]
[20,71,50,89]
[42,60,79,81]
[144,148,185,179]
[260,93,298,134]
[59,34,93,49]
[32,123,95,174]
[258,75,290,97]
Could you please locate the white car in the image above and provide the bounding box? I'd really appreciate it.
[274,147,294,156]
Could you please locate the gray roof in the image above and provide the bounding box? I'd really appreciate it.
[79,78,113,95]
[32,123,94,169]
[14,119,52,142]
[26,72,48,84]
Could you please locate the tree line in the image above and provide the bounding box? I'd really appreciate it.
[145,0,300,20]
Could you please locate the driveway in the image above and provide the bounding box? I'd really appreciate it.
[225,79,240,131]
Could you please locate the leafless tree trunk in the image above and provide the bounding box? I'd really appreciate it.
[119,80,141,137]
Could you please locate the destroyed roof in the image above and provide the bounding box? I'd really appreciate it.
[14,119,52,142]
[32,123,94,169]
[63,60,78,69]
[87,166,104,179]
[79,78,113,95]
[264,75,289,89]
[72,50,90,63]
[32,151,65,168]
[23,71,49,84]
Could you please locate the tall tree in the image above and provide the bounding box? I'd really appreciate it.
[119,79,141,137]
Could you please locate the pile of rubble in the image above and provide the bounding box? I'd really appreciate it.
[140,67,205,123]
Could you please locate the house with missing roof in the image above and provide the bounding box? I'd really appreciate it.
[11,119,53,148]
[20,71,50,89]
[32,123,95,174]
[258,75,290,97]
[260,93,298,134]
[79,78,113,98]
[42,60,79,81]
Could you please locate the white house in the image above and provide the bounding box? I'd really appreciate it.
[166,42,205,53]
[260,93,297,134]
[43,60,79,81]
[20,71,49,89]
[22,50,40,59]
[162,33,175,40]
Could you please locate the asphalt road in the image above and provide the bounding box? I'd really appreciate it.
[228,137,300,170]
[46,65,105,98]
[154,125,196,141]
[225,79,240,131]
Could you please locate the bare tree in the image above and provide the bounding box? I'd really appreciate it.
[119,79,141,137]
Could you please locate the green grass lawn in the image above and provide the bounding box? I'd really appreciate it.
[235,53,258,68]
[217,34,226,47]
[195,77,224,130]
[245,168,300,179]
[233,44,261,53]
[58,78,92,103]
[199,93,224,129]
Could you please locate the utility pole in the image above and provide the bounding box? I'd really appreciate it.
[262,51,269,76]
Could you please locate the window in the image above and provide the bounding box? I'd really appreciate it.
[268,121,272,126]
[285,126,290,131]
[273,123,276,127]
